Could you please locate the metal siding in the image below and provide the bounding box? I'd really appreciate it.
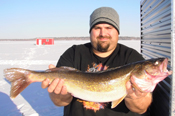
[170,0,175,115]
[140,0,174,116]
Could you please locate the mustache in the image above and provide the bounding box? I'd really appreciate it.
[97,36,111,39]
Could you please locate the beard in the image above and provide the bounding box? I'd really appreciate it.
[96,41,110,52]
[96,36,111,52]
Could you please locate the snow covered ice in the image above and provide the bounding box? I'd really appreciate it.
[0,40,140,116]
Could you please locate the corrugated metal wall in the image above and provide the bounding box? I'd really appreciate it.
[170,0,175,115]
[140,0,174,116]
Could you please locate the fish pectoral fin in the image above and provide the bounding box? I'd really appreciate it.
[111,95,126,108]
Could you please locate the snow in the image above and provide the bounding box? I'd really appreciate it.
[0,40,140,116]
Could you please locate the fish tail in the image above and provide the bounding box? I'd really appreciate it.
[4,68,32,99]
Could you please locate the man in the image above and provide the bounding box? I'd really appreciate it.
[42,7,152,116]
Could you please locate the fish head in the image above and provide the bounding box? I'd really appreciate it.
[144,58,168,76]
[131,58,172,92]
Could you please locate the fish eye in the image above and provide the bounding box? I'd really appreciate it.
[154,61,159,65]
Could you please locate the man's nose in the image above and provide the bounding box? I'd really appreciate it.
[99,28,107,37]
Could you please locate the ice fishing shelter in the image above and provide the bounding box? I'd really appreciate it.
[36,38,54,45]
[140,0,174,116]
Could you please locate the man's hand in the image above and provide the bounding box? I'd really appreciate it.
[41,64,73,106]
[125,81,152,114]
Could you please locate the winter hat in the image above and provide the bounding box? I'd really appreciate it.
[89,7,120,34]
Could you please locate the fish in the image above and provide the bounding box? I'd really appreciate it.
[4,57,172,109]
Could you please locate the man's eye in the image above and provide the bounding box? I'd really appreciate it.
[94,27,100,29]
[106,27,112,29]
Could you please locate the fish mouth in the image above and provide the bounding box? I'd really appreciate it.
[159,58,168,73]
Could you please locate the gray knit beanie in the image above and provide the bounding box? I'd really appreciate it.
[89,7,120,34]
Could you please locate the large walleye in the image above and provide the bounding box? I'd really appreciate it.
[4,58,172,109]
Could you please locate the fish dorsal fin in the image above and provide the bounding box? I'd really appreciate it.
[45,68,61,72]
[59,66,81,72]
[46,66,80,72]
[101,66,122,72]
[111,95,126,108]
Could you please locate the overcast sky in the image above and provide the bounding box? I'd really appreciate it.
[0,0,141,39]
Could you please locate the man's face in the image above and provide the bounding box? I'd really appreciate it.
[90,23,119,53]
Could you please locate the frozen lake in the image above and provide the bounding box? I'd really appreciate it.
[0,40,140,116]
